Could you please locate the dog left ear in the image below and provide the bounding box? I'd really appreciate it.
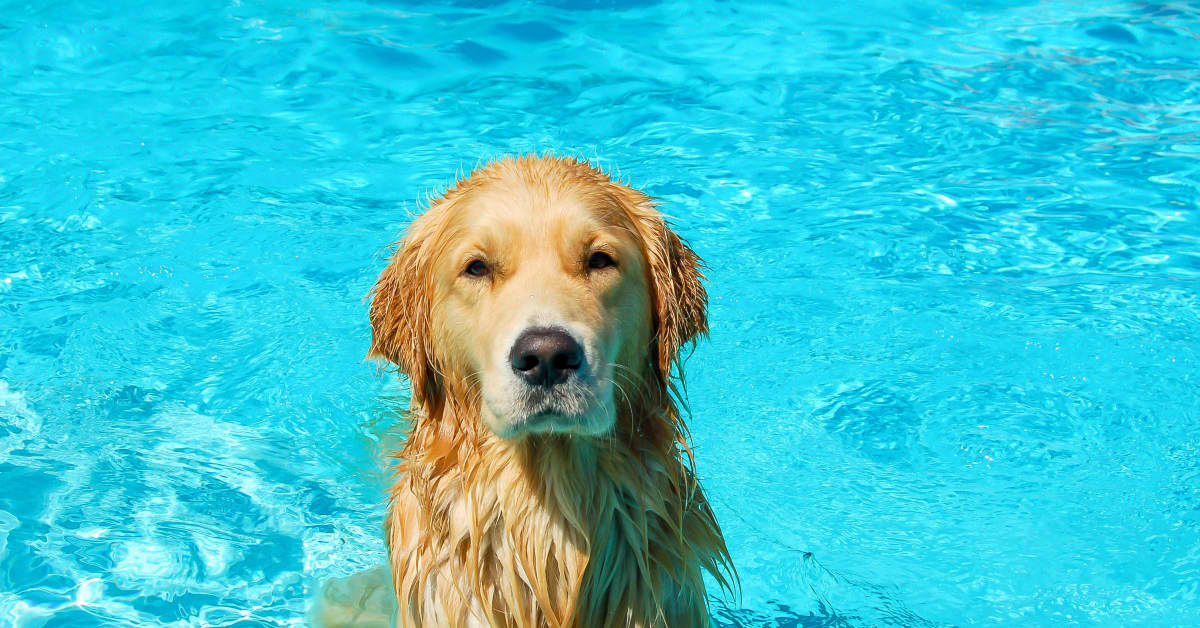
[650,220,708,378]
[618,189,709,379]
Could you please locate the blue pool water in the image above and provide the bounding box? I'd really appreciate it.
[2,0,1199,625]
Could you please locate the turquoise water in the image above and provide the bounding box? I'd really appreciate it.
[2,0,1200,625]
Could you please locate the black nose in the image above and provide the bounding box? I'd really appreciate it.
[509,327,584,387]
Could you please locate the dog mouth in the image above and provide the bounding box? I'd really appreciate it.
[510,378,595,430]
[482,371,615,439]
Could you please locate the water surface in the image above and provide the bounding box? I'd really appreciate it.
[2,1,1199,626]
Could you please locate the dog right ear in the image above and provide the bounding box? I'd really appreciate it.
[368,228,436,403]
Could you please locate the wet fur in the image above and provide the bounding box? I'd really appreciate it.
[340,156,733,627]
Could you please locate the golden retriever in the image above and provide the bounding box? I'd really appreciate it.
[321,154,733,627]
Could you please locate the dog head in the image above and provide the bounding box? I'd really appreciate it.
[368,155,705,440]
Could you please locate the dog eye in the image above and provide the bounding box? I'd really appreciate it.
[587,252,616,270]
[464,260,490,277]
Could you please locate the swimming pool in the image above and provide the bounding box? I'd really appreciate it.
[2,0,1199,625]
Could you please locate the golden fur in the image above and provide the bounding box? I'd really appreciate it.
[324,155,733,627]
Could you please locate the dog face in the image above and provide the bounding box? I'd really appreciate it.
[369,156,706,440]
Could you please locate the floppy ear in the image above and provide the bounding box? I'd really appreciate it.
[618,190,708,379]
[647,220,708,378]
[367,230,437,403]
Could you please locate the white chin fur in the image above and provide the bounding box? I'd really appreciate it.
[482,373,615,439]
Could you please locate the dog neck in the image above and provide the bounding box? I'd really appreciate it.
[387,393,731,627]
